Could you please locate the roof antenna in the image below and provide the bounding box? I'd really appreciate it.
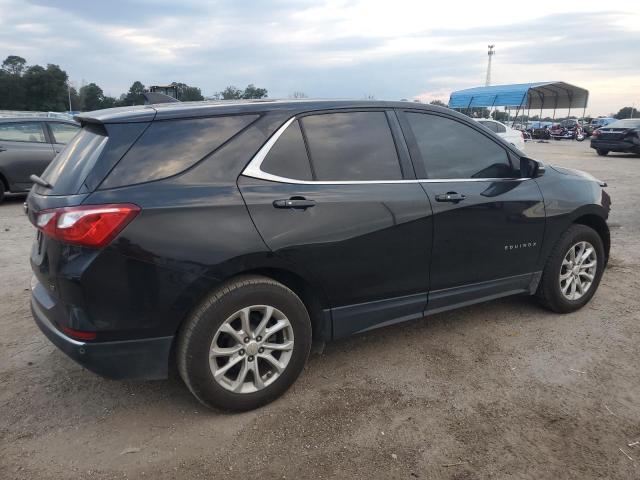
[485,45,495,87]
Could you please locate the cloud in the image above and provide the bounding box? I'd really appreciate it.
[0,0,638,114]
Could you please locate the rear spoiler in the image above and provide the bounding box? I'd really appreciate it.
[142,92,180,104]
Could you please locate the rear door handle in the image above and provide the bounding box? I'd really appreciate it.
[0,146,6,152]
[435,192,466,203]
[273,198,316,209]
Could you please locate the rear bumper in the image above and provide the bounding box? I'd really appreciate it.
[590,139,638,152]
[31,279,173,380]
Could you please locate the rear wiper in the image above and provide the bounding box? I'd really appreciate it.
[30,174,53,189]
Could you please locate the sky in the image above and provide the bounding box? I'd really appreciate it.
[1,0,639,116]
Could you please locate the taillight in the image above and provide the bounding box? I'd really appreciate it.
[35,204,140,248]
[58,324,97,341]
[592,129,599,137]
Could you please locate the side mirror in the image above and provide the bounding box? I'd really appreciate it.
[520,157,545,178]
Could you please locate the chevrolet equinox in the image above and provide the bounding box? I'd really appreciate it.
[27,100,611,411]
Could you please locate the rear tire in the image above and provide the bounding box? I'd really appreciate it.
[536,225,605,313]
[596,149,609,156]
[0,182,5,203]
[177,275,312,411]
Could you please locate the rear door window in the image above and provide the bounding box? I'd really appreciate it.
[0,122,46,143]
[49,122,80,144]
[261,120,312,180]
[301,111,402,181]
[101,114,258,188]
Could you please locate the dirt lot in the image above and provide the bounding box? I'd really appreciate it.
[1,140,639,479]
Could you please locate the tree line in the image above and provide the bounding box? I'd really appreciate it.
[0,55,268,112]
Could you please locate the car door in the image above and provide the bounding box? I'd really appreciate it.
[47,121,80,154]
[0,121,55,190]
[239,110,433,338]
[398,110,545,313]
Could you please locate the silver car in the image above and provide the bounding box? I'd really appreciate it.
[0,117,79,202]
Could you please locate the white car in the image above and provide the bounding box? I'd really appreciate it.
[474,119,525,151]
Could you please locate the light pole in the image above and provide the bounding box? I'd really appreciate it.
[67,81,73,112]
[485,45,495,87]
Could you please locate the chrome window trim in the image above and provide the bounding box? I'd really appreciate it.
[241,115,530,185]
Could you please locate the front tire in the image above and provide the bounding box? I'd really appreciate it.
[537,225,605,313]
[596,149,609,156]
[177,275,312,411]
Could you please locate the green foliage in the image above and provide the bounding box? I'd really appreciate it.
[614,106,639,119]
[0,54,266,112]
[242,84,268,99]
[2,55,26,75]
[491,110,509,121]
[216,86,243,100]
[23,64,68,111]
[171,82,204,101]
[429,99,447,107]
[79,83,106,111]
[214,84,268,100]
[119,81,146,106]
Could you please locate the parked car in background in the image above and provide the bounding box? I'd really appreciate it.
[527,121,552,140]
[27,100,610,411]
[0,117,79,202]
[584,117,615,137]
[550,119,581,140]
[590,118,640,156]
[475,118,525,150]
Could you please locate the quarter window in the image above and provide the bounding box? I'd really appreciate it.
[301,112,402,181]
[406,113,513,179]
[101,114,258,188]
[49,122,80,144]
[261,120,312,180]
[0,122,46,143]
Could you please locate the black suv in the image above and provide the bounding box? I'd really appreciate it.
[27,100,611,411]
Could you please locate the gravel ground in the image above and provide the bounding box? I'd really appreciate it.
[1,140,639,479]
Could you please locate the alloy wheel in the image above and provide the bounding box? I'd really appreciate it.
[209,305,294,393]
[559,241,597,301]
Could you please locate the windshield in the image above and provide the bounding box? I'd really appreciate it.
[605,119,640,129]
[40,123,108,195]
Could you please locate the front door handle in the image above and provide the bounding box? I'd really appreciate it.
[273,197,316,209]
[435,192,466,203]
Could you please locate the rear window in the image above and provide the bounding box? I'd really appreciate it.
[40,124,108,194]
[49,122,80,144]
[101,115,258,189]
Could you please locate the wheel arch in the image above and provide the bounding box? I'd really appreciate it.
[573,213,610,263]
[0,169,9,192]
[239,267,331,342]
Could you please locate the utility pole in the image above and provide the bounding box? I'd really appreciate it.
[485,45,495,87]
[67,81,72,112]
